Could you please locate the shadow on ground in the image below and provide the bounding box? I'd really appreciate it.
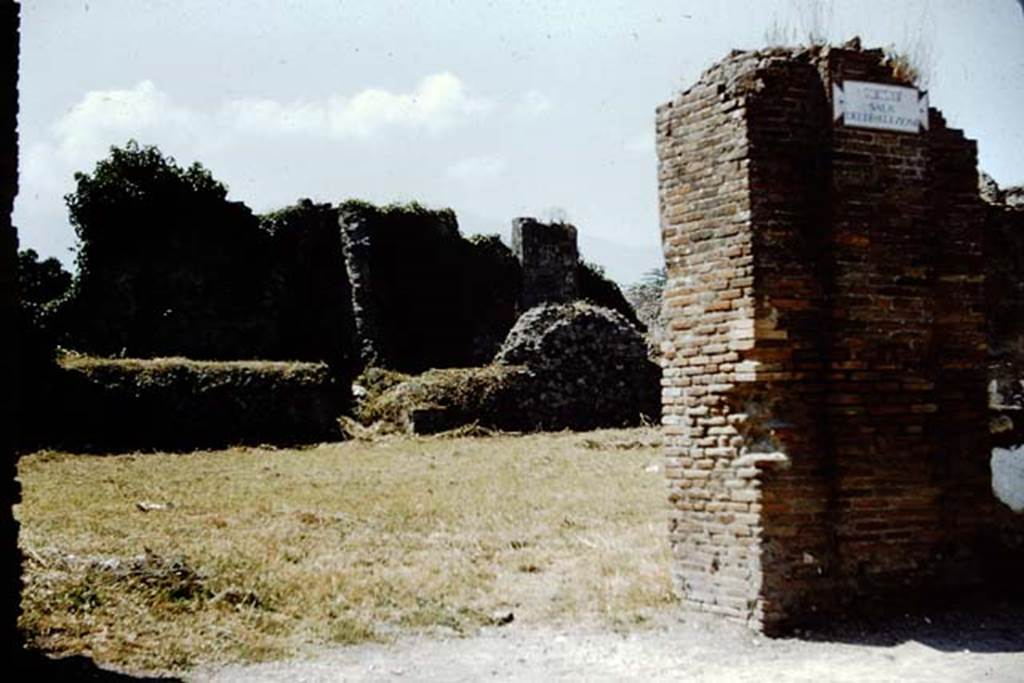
[18,651,182,682]
[798,591,1024,653]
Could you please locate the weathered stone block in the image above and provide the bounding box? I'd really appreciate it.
[511,217,579,309]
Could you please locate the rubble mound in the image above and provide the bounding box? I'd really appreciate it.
[495,302,659,430]
[360,302,660,434]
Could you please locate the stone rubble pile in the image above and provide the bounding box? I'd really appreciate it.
[362,301,660,434]
[495,301,660,430]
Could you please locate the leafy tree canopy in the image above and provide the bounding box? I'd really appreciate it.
[17,248,72,305]
[65,140,235,276]
[62,140,273,358]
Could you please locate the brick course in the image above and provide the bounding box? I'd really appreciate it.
[657,45,1020,632]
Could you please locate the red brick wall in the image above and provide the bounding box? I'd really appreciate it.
[658,45,1018,632]
[743,55,834,628]
[657,51,763,627]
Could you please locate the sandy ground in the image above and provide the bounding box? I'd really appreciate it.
[193,603,1024,683]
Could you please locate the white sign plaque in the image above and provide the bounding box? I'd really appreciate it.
[832,80,929,134]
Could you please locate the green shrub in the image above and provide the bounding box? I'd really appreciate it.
[18,249,71,305]
[577,260,643,329]
[46,354,348,452]
[16,249,73,450]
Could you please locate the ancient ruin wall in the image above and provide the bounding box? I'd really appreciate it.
[1,0,21,655]
[338,205,383,368]
[985,182,1024,399]
[658,46,1013,632]
[511,217,579,309]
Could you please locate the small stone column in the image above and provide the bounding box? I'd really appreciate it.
[511,217,579,309]
[338,207,383,368]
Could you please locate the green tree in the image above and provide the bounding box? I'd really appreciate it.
[576,260,643,329]
[17,248,71,305]
[16,249,72,449]
[64,141,276,358]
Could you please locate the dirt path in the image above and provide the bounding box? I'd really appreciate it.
[193,608,1024,683]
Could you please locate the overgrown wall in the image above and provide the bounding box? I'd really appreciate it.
[339,202,523,372]
[49,356,347,452]
[261,199,356,370]
[985,182,1024,396]
[361,302,659,434]
[658,45,1020,632]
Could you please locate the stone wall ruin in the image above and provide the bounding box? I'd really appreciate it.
[338,202,523,372]
[356,301,660,435]
[511,217,579,309]
[984,176,1024,411]
[339,208,640,375]
[657,44,1023,632]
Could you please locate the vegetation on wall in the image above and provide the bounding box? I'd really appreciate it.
[260,199,355,370]
[50,353,346,451]
[340,200,522,372]
[577,260,643,330]
[15,140,651,450]
[51,141,641,376]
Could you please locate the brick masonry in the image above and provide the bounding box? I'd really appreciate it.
[657,45,1021,632]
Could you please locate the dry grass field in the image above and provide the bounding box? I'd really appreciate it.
[16,428,673,674]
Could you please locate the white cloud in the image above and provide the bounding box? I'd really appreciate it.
[17,74,493,267]
[514,90,552,118]
[21,142,66,196]
[445,155,507,184]
[47,73,490,167]
[53,80,198,164]
[222,72,491,139]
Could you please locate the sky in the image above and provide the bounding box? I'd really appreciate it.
[13,0,1024,284]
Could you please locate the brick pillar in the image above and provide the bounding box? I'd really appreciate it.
[657,52,767,628]
[0,0,22,657]
[658,46,993,633]
[743,55,835,628]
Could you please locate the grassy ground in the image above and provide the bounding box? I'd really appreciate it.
[16,428,673,674]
